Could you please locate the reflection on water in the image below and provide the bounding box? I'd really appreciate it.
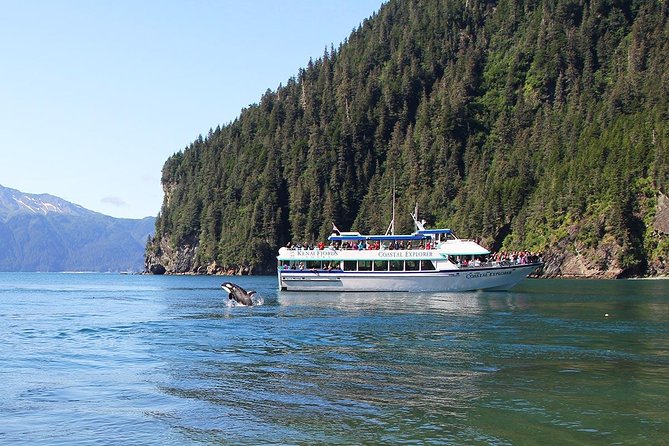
[152,278,669,444]
[0,274,667,444]
[156,292,488,443]
[278,290,486,315]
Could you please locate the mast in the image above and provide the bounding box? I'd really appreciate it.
[391,175,396,236]
[385,175,396,236]
[412,202,418,231]
[412,202,427,232]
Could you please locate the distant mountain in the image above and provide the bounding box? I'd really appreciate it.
[0,185,155,272]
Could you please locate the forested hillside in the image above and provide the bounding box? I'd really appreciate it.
[146,0,669,278]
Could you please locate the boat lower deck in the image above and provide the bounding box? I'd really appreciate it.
[279,263,542,292]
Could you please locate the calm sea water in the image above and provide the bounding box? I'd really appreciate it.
[0,273,667,445]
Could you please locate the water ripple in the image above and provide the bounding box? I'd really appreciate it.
[0,274,667,444]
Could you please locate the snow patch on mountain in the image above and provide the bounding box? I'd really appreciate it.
[0,184,93,219]
[0,184,156,272]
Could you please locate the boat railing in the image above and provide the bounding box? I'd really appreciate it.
[284,245,438,252]
[456,261,497,269]
[457,258,542,268]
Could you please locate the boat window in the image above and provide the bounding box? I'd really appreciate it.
[306,260,321,269]
[358,260,372,271]
[343,261,357,271]
[421,260,435,271]
[405,260,419,271]
[373,260,388,271]
[390,260,404,271]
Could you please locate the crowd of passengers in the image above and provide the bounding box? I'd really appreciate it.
[283,262,340,271]
[285,240,541,262]
[283,238,542,269]
[455,251,542,267]
[285,239,436,251]
[282,251,542,271]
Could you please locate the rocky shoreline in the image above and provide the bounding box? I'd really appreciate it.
[146,193,668,279]
[145,243,667,279]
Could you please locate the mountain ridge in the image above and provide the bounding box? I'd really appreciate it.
[0,184,95,220]
[0,185,155,272]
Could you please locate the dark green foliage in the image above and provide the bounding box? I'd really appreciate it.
[148,0,669,275]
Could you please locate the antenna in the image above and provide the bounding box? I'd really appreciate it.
[385,174,396,236]
[391,174,396,236]
[412,202,426,232]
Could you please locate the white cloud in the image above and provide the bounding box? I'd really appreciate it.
[101,196,128,207]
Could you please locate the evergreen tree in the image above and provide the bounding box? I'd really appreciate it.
[146,0,669,277]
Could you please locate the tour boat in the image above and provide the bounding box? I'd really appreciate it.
[277,210,542,292]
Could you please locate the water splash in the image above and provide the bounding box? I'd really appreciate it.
[225,295,264,307]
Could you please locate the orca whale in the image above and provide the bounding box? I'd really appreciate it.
[221,282,257,306]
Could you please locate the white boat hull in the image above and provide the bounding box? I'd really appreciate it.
[278,263,542,292]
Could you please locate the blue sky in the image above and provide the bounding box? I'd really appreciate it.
[0,0,385,219]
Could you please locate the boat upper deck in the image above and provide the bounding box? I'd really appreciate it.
[278,234,491,261]
[277,216,541,267]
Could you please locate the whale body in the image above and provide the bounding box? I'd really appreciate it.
[221,282,257,306]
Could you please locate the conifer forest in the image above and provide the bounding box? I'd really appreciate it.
[146,0,669,278]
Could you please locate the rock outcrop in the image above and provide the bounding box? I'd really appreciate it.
[654,193,669,235]
[144,235,265,275]
[542,236,625,279]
